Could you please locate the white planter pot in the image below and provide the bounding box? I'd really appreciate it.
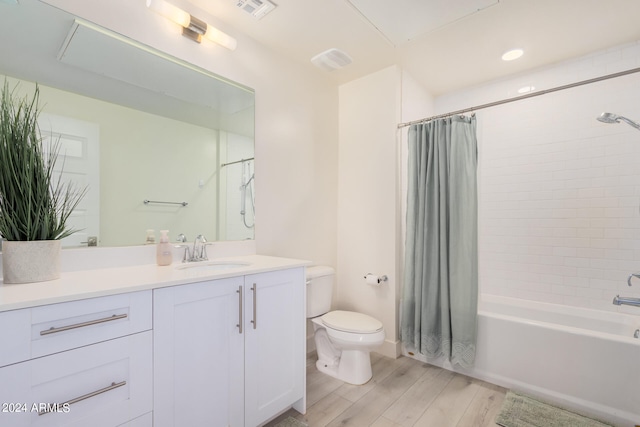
[1,240,61,284]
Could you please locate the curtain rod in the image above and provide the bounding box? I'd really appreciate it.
[220,157,255,167]
[397,66,640,129]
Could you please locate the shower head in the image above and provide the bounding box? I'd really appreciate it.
[597,112,619,124]
[597,112,640,131]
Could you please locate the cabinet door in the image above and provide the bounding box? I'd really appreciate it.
[154,278,245,427]
[244,268,305,426]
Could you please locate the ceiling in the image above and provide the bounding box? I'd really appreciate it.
[196,0,640,95]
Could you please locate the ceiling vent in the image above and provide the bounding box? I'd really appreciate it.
[311,48,353,72]
[236,0,276,20]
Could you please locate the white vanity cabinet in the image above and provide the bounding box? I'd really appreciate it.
[153,267,305,427]
[153,276,245,427]
[243,269,305,427]
[0,291,153,427]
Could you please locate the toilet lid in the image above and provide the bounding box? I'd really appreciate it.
[321,310,383,333]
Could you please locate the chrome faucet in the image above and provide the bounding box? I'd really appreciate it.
[613,295,640,307]
[174,234,192,262]
[175,233,212,263]
[192,234,208,261]
[613,273,640,307]
[614,272,640,307]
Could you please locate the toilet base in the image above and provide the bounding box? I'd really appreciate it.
[311,314,384,386]
[315,348,373,385]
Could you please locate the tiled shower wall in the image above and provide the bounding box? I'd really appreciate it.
[436,41,640,312]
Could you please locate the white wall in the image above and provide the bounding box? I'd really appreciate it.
[436,41,640,314]
[42,0,339,266]
[337,66,401,357]
[336,67,434,358]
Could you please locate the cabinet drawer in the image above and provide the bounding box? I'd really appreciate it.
[31,291,152,360]
[0,291,152,367]
[0,331,153,427]
[116,412,152,427]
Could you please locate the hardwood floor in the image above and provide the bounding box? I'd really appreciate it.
[266,352,506,427]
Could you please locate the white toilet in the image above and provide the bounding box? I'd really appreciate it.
[306,266,385,385]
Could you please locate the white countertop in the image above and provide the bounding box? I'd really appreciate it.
[0,254,311,312]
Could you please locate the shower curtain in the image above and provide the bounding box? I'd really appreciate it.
[401,115,478,368]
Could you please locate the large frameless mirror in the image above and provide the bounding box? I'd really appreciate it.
[0,0,255,247]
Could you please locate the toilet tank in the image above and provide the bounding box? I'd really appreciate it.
[306,265,334,318]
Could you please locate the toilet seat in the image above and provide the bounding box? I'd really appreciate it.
[321,310,383,333]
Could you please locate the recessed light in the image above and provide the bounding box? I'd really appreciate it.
[518,86,535,94]
[502,48,523,61]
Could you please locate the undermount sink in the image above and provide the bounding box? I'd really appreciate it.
[175,261,251,271]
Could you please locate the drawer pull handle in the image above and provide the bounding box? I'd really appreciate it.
[40,313,128,336]
[251,283,257,329]
[38,380,126,416]
[237,285,243,334]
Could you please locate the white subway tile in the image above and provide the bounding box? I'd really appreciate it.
[460,40,640,311]
[551,285,577,296]
[589,278,619,290]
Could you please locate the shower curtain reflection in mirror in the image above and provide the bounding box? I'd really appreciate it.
[401,115,478,368]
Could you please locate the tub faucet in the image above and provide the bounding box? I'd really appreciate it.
[627,272,640,287]
[612,295,640,307]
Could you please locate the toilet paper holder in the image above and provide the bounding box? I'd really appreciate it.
[363,273,388,284]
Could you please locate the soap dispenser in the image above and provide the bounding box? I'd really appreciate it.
[156,230,173,266]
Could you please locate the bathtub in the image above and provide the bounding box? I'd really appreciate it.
[404,295,640,426]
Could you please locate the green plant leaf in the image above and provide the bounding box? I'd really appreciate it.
[0,80,87,241]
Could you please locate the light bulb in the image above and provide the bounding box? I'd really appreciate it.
[204,25,237,51]
[147,0,191,28]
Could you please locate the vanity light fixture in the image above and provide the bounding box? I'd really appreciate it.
[501,48,523,61]
[146,0,237,50]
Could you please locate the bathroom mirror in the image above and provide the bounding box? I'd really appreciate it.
[0,0,255,247]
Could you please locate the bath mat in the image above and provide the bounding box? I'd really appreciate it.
[273,416,308,427]
[496,391,614,427]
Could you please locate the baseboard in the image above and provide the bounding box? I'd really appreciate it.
[306,335,316,354]
[374,339,401,359]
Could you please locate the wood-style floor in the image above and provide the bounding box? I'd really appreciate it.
[265,352,507,427]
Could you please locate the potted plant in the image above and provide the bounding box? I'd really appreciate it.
[0,80,86,284]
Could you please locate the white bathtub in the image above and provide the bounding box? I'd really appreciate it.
[477,295,640,426]
[404,295,640,426]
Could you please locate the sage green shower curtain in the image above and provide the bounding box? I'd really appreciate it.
[401,115,478,368]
